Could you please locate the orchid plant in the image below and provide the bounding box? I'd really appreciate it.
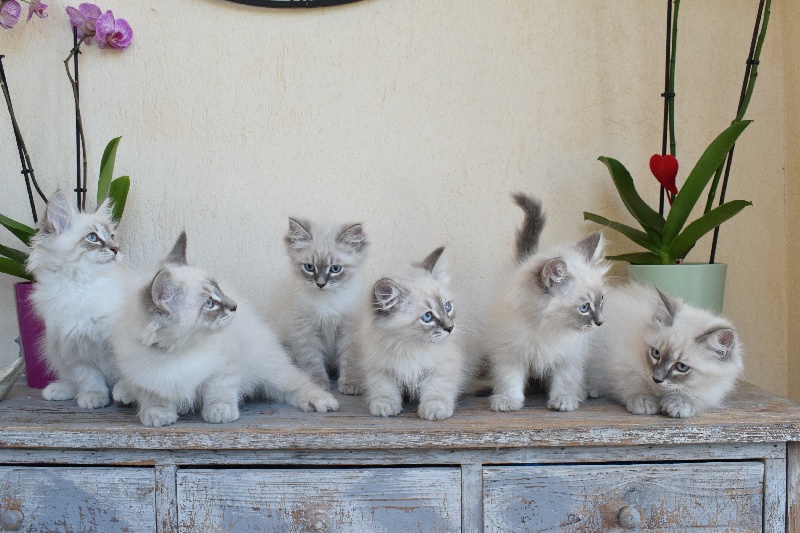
[0,2,133,280]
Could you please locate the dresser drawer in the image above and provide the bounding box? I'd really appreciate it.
[177,467,461,532]
[0,466,155,532]
[483,461,764,532]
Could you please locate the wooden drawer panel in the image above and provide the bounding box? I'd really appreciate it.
[0,466,155,532]
[177,467,461,532]
[483,461,764,532]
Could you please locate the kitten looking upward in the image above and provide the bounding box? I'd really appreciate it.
[488,193,608,413]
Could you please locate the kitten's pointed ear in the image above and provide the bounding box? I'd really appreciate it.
[698,327,737,359]
[654,289,679,327]
[96,197,113,220]
[373,278,408,314]
[164,232,188,266]
[150,269,182,314]
[420,246,450,284]
[540,258,570,293]
[337,223,366,251]
[286,218,312,249]
[44,191,75,234]
[577,232,604,263]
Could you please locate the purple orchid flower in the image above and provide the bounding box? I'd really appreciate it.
[26,0,47,21]
[94,10,132,49]
[65,2,100,43]
[0,0,21,30]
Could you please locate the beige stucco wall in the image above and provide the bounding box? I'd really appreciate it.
[0,0,793,398]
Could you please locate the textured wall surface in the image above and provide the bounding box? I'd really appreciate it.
[0,1,793,397]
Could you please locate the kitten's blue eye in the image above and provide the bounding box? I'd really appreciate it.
[421,312,433,323]
[579,302,590,313]
[86,232,98,243]
[649,347,661,360]
[675,362,690,373]
[329,265,342,274]
[444,301,452,313]
[204,297,215,309]
[302,264,315,273]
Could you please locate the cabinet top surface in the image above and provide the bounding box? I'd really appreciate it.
[2,379,799,451]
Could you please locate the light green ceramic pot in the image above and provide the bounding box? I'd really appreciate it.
[627,263,727,315]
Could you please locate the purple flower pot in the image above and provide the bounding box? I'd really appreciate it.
[14,282,55,388]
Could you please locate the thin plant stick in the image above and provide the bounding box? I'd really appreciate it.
[64,28,88,212]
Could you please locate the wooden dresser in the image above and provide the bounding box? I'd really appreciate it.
[1,378,799,532]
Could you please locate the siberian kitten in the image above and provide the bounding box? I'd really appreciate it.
[489,193,608,412]
[353,247,467,421]
[283,217,367,392]
[27,191,132,409]
[112,232,339,428]
[586,283,743,418]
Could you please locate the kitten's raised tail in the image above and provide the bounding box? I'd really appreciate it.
[512,193,546,262]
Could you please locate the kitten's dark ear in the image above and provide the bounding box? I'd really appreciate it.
[373,278,408,314]
[44,191,75,234]
[286,218,312,249]
[421,246,445,273]
[150,269,182,314]
[654,289,679,327]
[576,232,603,263]
[698,327,737,359]
[164,232,188,266]
[337,223,366,251]
[540,258,570,293]
[420,246,449,283]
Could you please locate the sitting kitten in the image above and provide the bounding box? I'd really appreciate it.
[283,217,367,393]
[489,193,608,412]
[586,283,743,418]
[112,232,339,428]
[27,191,132,409]
[353,247,467,421]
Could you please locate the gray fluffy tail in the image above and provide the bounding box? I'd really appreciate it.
[512,193,546,262]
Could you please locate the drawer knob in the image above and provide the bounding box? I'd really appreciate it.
[617,505,641,529]
[0,510,23,531]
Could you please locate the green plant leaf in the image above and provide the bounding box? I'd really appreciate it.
[662,121,751,245]
[669,200,752,260]
[108,176,130,226]
[0,244,29,265]
[597,156,666,240]
[97,136,122,206]
[0,257,32,280]
[583,212,662,256]
[0,212,36,246]
[606,252,663,265]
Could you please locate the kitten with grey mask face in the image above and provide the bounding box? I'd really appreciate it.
[489,193,608,412]
[283,218,368,393]
[352,247,468,421]
[112,232,339,428]
[586,283,743,418]
[26,191,133,409]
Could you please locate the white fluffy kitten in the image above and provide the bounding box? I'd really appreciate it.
[489,193,608,412]
[352,247,468,421]
[112,233,339,428]
[27,191,133,409]
[283,217,367,392]
[586,283,743,418]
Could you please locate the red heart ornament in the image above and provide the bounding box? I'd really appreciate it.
[649,154,679,195]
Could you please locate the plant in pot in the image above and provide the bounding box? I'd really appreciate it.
[583,0,770,314]
[1,2,133,389]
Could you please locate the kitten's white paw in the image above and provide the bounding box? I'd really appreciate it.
[337,380,361,395]
[489,394,523,412]
[418,400,454,421]
[661,395,696,418]
[139,406,179,428]
[298,390,339,413]
[369,398,402,417]
[76,390,111,409]
[627,395,660,415]
[547,396,581,412]
[202,402,240,424]
[112,381,135,405]
[42,380,76,401]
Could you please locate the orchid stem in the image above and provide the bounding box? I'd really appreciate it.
[64,29,88,212]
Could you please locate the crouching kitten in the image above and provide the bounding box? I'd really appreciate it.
[112,232,339,427]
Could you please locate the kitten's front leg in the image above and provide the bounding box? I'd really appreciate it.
[626,394,660,415]
[661,393,696,418]
[336,329,362,395]
[418,372,459,421]
[289,324,331,389]
[112,379,136,405]
[73,364,111,409]
[137,390,180,428]
[261,350,339,413]
[546,356,586,412]
[367,373,403,417]
[201,373,241,424]
[42,379,77,402]
[489,354,527,412]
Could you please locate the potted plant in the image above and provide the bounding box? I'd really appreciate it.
[1,2,133,387]
[583,0,770,313]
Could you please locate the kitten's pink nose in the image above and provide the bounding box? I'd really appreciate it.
[110,246,119,255]
[229,304,237,312]
[443,325,454,333]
